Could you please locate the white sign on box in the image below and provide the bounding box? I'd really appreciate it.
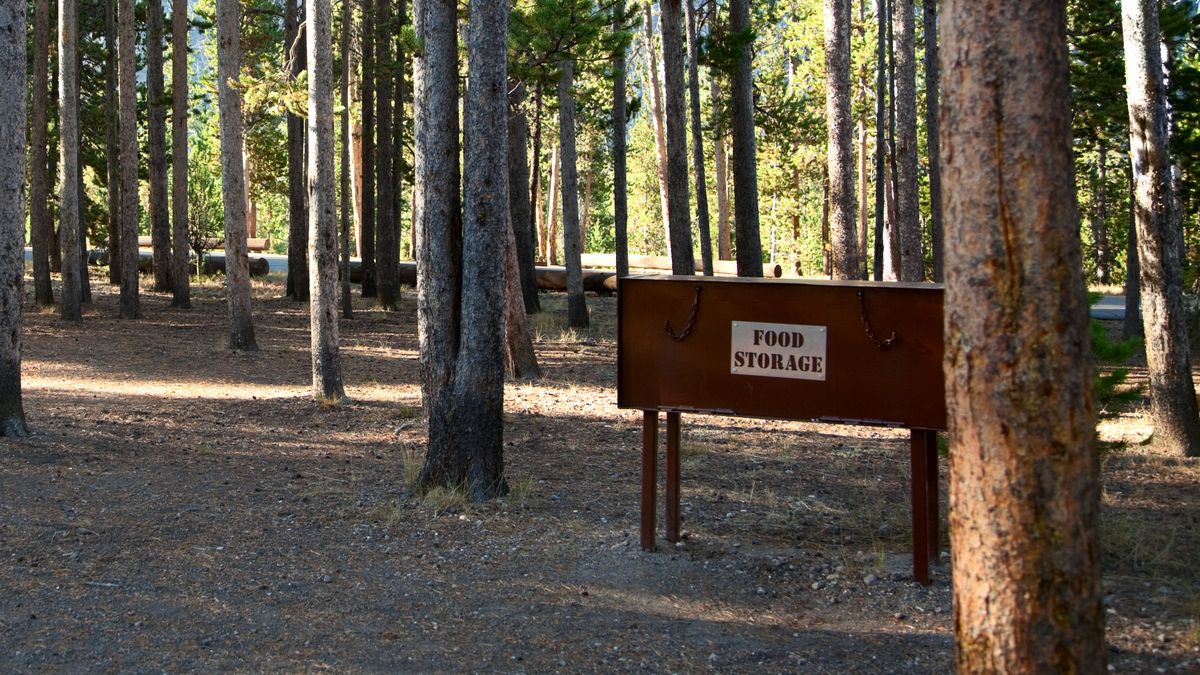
[730,321,827,381]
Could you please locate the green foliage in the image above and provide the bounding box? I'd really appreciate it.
[1089,301,1144,413]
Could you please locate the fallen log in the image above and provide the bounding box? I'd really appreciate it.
[201,254,271,278]
[579,252,783,278]
[344,260,616,294]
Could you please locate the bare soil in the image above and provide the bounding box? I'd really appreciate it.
[1,274,1198,672]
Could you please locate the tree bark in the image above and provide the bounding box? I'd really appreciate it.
[308,0,345,400]
[217,0,257,349]
[147,0,170,292]
[711,76,731,260]
[825,0,857,280]
[529,86,544,263]
[340,0,353,320]
[360,0,378,297]
[508,82,541,313]
[1123,176,1142,339]
[170,0,191,307]
[660,0,693,275]
[74,52,89,305]
[0,0,30,436]
[872,0,885,280]
[942,1,1105,670]
[558,61,589,328]
[685,0,711,275]
[545,145,559,266]
[104,0,120,286]
[730,0,762,276]
[893,0,921,281]
[116,0,139,318]
[644,3,672,252]
[286,0,310,300]
[1122,0,1200,457]
[375,0,398,310]
[613,2,630,279]
[58,0,82,321]
[504,211,541,380]
[922,0,942,281]
[30,0,53,305]
[1095,141,1110,284]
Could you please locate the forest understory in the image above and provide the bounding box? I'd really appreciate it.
[1,273,1197,673]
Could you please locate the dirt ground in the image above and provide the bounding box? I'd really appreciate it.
[1,273,1198,673]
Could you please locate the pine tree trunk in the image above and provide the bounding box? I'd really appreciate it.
[147,0,170,292]
[558,60,589,328]
[0,0,30,436]
[942,2,1105,670]
[58,0,82,321]
[825,0,857,280]
[170,0,190,308]
[1122,0,1200,457]
[730,0,762,276]
[415,0,466,492]
[286,0,309,301]
[545,145,559,266]
[1096,141,1110,284]
[685,0,711,276]
[857,118,869,279]
[923,0,942,281]
[307,0,345,400]
[104,0,120,286]
[30,0,53,305]
[504,210,541,380]
[872,0,885,280]
[451,0,509,500]
[579,153,592,252]
[660,0,693,275]
[393,0,407,264]
[644,3,672,253]
[893,0,921,281]
[217,0,257,349]
[351,108,363,257]
[1123,175,1142,339]
[360,0,378,297]
[117,0,139,318]
[340,0,353,319]
[529,86,544,263]
[613,2,630,278]
[711,77,731,260]
[508,82,541,313]
[76,110,89,304]
[375,0,397,310]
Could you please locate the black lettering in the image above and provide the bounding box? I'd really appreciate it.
[734,352,745,367]
[771,353,784,370]
[785,354,797,371]
[812,357,824,373]
[753,329,764,346]
[756,353,770,368]
[763,331,776,347]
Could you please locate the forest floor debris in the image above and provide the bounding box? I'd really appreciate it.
[1,274,1197,672]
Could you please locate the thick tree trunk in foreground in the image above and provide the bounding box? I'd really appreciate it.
[1123,0,1200,457]
[941,1,1105,670]
[415,0,465,492]
[360,0,377,297]
[171,0,191,307]
[685,0,711,276]
[217,0,257,349]
[825,0,857,279]
[286,0,309,301]
[58,0,82,321]
[147,0,170,292]
[30,0,53,305]
[660,0,693,275]
[923,0,943,281]
[0,0,30,436]
[558,61,589,328]
[508,82,541,313]
[451,0,509,500]
[308,0,346,400]
[730,0,762,277]
[117,0,139,318]
[613,3,630,279]
[893,0,921,281]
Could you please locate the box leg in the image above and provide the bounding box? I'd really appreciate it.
[910,429,931,585]
[640,411,659,551]
[666,412,681,543]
